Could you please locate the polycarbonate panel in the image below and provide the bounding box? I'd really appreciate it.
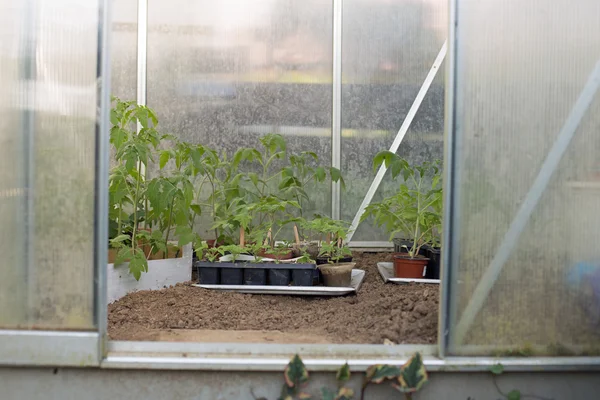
[448,0,600,355]
[111,0,137,100]
[0,0,99,329]
[147,0,333,236]
[341,0,447,241]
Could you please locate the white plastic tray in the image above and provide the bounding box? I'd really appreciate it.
[377,262,440,285]
[193,269,365,296]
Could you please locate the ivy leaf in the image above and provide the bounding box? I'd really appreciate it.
[507,390,521,400]
[364,365,401,385]
[490,364,504,375]
[336,363,351,384]
[283,354,309,389]
[321,388,335,400]
[395,353,428,393]
[335,387,354,400]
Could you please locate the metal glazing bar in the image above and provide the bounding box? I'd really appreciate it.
[331,0,342,220]
[136,0,147,174]
[346,41,447,242]
[136,0,147,110]
[95,0,111,348]
[439,0,459,358]
[22,0,37,327]
[453,59,600,346]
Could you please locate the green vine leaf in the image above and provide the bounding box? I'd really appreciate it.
[507,390,521,400]
[283,354,309,390]
[336,363,351,384]
[490,364,504,375]
[394,353,428,393]
[364,364,402,385]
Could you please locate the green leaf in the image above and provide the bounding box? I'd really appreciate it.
[136,107,149,128]
[110,127,128,149]
[190,204,202,215]
[335,387,354,400]
[490,364,504,375]
[175,225,195,247]
[315,167,326,182]
[128,250,148,281]
[283,354,309,389]
[110,109,119,126]
[396,353,428,393]
[336,363,351,384]
[321,388,335,400]
[364,364,401,385]
[159,150,171,169]
[111,234,130,243]
[330,167,342,183]
[507,390,521,400]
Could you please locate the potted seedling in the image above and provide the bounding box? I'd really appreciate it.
[362,151,442,279]
[303,216,355,287]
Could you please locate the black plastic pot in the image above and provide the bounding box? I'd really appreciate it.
[269,269,291,286]
[424,247,441,279]
[195,261,220,284]
[195,261,317,286]
[291,269,314,286]
[243,265,267,285]
[316,256,353,265]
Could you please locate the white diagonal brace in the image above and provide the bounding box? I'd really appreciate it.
[453,59,600,345]
[347,40,447,242]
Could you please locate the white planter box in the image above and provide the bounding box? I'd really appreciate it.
[106,244,193,304]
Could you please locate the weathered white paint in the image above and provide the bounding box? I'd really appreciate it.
[106,244,192,304]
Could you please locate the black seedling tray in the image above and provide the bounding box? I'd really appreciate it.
[195,261,317,286]
[424,247,441,279]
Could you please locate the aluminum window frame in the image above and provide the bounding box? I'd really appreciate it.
[3,0,600,373]
[0,0,111,367]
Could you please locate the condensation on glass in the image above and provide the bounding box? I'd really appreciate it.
[0,0,98,330]
[448,0,600,355]
[145,0,333,236]
[111,0,138,100]
[341,0,447,241]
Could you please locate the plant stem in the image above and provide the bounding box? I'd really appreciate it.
[163,199,174,259]
[131,160,143,252]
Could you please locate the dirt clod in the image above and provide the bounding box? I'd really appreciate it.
[108,252,439,344]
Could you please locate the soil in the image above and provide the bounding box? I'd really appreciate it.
[108,252,439,344]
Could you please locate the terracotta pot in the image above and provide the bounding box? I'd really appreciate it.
[318,262,355,287]
[206,239,216,248]
[393,255,429,278]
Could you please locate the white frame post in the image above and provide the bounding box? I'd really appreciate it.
[331,0,343,220]
[346,41,447,243]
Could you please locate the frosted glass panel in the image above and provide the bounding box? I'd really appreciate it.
[111,0,137,100]
[0,0,99,330]
[341,0,447,241]
[448,0,600,355]
[147,0,333,234]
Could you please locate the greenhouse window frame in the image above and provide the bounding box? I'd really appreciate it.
[3,0,600,374]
